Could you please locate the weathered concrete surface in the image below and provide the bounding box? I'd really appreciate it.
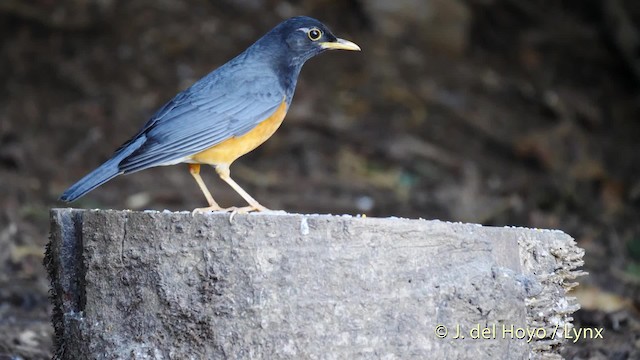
[46,209,584,360]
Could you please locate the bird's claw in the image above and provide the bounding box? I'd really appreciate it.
[192,206,224,215]
[228,205,270,222]
[192,204,270,222]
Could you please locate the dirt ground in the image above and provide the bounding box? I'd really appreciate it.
[1,0,639,359]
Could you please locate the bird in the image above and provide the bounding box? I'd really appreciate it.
[60,16,360,212]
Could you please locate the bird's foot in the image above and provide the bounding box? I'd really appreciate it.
[249,203,270,212]
[192,205,233,214]
[227,204,271,222]
[192,204,270,218]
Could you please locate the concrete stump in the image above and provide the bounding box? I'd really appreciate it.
[46,209,585,359]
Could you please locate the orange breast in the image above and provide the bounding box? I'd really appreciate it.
[189,98,288,165]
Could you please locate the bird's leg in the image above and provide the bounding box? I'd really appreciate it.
[215,164,269,212]
[189,164,224,212]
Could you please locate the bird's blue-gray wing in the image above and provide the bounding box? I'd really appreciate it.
[118,73,285,173]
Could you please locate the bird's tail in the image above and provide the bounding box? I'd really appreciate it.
[59,137,145,202]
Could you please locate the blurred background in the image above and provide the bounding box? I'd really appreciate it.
[1,0,639,358]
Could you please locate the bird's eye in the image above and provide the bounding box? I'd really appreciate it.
[308,28,322,41]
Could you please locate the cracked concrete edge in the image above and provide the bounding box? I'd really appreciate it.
[516,229,586,359]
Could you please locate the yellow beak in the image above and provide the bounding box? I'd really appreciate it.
[320,38,361,51]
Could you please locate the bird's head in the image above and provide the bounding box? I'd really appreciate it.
[259,16,360,66]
